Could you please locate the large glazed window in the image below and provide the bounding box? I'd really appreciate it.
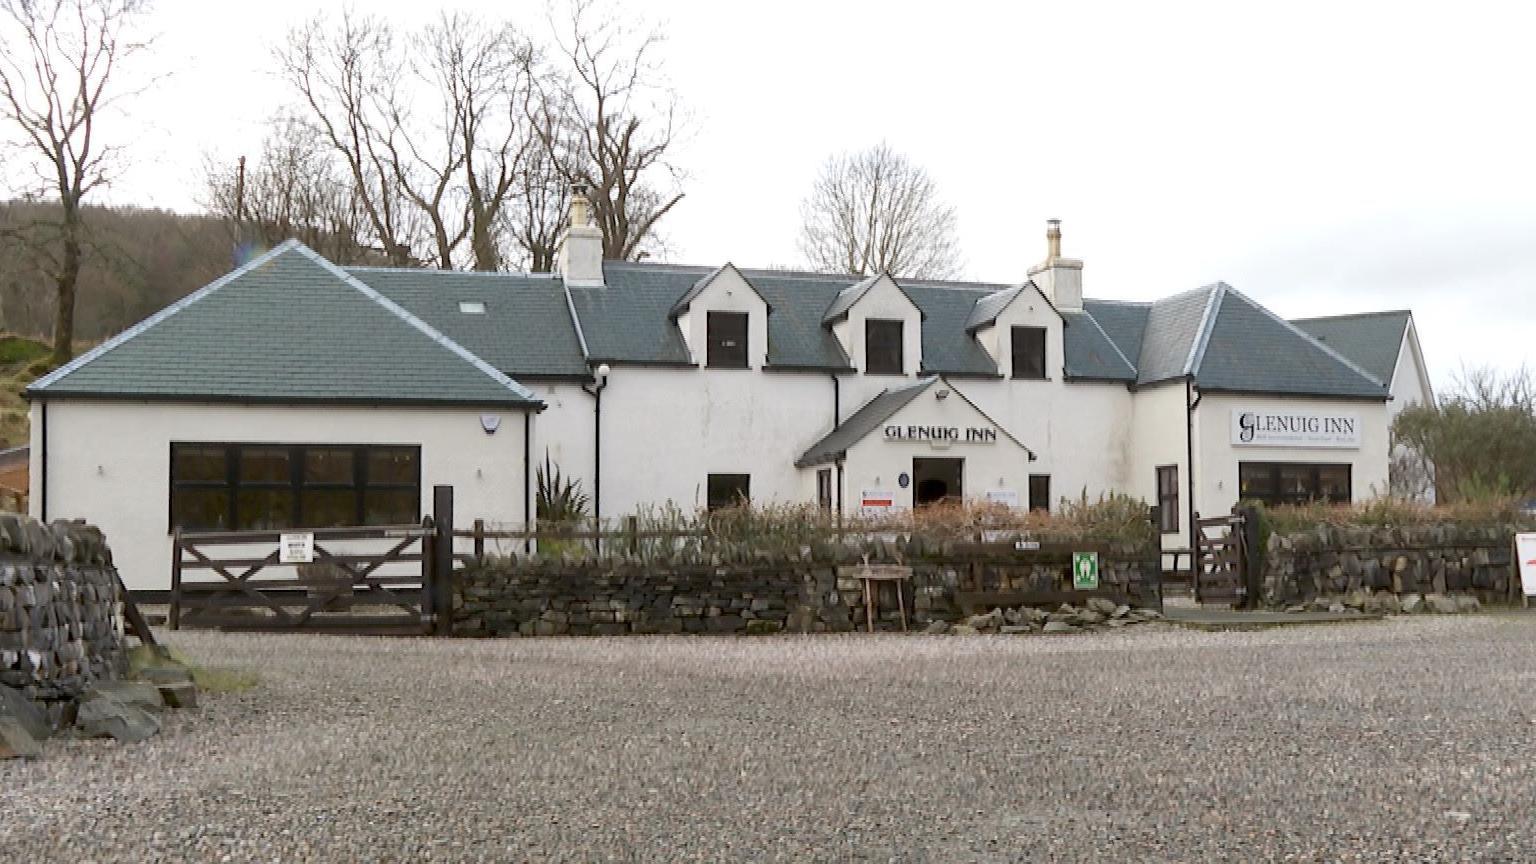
[865,318,904,375]
[170,443,421,532]
[1237,462,1351,506]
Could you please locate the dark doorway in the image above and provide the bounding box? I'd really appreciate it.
[912,458,963,506]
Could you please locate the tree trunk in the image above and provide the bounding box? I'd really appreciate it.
[50,207,82,365]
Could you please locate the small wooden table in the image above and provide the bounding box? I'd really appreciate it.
[850,564,913,632]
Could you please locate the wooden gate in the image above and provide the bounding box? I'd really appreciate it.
[169,522,437,635]
[1193,512,1248,606]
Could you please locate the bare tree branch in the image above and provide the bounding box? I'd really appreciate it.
[798,142,962,279]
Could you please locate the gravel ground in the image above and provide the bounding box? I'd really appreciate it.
[6,617,1536,863]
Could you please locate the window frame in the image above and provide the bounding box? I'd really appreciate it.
[816,468,833,513]
[1237,461,1352,507]
[1028,474,1051,513]
[706,473,751,511]
[864,318,905,376]
[169,442,422,533]
[1010,326,1048,380]
[1156,465,1180,534]
[705,310,750,369]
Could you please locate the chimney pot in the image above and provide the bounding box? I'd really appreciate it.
[1046,219,1062,261]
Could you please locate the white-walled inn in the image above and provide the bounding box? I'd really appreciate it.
[26,193,1433,592]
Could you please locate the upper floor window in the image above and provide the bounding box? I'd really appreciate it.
[706,311,749,368]
[865,318,904,375]
[1011,326,1047,379]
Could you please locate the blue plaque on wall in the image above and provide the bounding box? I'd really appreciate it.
[897,472,910,489]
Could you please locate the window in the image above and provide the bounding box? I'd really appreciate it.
[816,468,833,513]
[458,300,486,315]
[865,318,904,375]
[706,311,749,368]
[1238,462,1352,507]
[1011,326,1047,379]
[707,473,750,511]
[1156,465,1180,533]
[170,443,421,532]
[1028,474,1051,513]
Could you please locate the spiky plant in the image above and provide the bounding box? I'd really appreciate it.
[536,455,590,524]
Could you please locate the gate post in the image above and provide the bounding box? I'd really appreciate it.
[432,485,455,637]
[1236,504,1263,608]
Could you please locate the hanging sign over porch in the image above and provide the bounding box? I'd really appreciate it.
[279,532,315,564]
[1230,409,1361,449]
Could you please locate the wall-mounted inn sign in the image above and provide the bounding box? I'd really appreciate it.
[884,425,999,444]
[1231,408,1361,449]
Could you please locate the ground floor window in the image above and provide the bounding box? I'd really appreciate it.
[816,468,833,512]
[707,473,750,510]
[1028,474,1051,513]
[1238,461,1351,506]
[170,443,421,532]
[1156,465,1180,533]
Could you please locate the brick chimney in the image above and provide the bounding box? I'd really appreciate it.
[557,184,605,286]
[1027,219,1083,311]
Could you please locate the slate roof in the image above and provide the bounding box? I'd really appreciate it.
[348,267,589,378]
[29,242,542,407]
[1131,283,1388,398]
[796,377,936,467]
[1291,310,1412,388]
[32,241,1400,406]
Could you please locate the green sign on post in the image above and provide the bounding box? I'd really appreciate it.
[1072,552,1099,590]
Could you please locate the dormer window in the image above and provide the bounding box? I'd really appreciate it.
[865,319,904,375]
[706,311,748,368]
[1011,326,1046,379]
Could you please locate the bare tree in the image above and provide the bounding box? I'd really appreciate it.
[201,117,377,265]
[0,0,151,364]
[533,0,684,262]
[799,143,962,279]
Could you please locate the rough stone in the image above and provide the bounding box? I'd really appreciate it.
[999,625,1033,635]
[0,684,51,741]
[1085,597,1118,616]
[1400,593,1423,614]
[1042,621,1079,634]
[1425,594,1458,615]
[1111,604,1131,619]
[744,619,783,635]
[924,620,951,635]
[1454,595,1481,614]
[76,696,160,743]
[0,715,42,759]
[157,681,199,710]
[950,625,979,636]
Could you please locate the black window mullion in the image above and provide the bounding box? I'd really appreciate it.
[355,445,367,525]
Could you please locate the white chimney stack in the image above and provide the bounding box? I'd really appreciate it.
[1027,218,1083,311]
[557,184,605,286]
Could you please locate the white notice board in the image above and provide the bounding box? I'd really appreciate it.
[1516,533,1536,598]
[280,532,316,564]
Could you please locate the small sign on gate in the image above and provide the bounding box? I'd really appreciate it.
[1072,552,1099,590]
[279,532,315,564]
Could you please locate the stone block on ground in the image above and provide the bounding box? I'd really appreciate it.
[1425,593,1458,615]
[157,681,199,710]
[744,619,783,635]
[1085,597,1118,616]
[76,697,160,743]
[1042,621,1079,634]
[1400,593,1423,614]
[86,680,166,714]
[0,716,41,759]
[1453,594,1481,613]
[0,684,51,741]
[924,620,950,635]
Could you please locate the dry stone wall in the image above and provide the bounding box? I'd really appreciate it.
[454,540,1160,637]
[0,515,122,727]
[1262,522,1519,608]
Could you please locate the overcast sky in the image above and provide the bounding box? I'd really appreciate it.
[86,0,1536,391]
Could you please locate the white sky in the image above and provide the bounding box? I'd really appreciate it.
[90,0,1536,392]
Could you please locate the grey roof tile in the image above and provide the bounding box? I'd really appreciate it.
[1136,286,1219,385]
[965,287,1023,332]
[796,377,937,467]
[30,242,540,406]
[1291,310,1411,386]
[348,267,589,378]
[1197,288,1388,397]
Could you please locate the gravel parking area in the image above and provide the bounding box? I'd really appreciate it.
[6,617,1536,862]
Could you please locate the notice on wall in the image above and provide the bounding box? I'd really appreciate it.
[1230,408,1361,449]
[1072,552,1099,590]
[1516,533,1536,597]
[859,489,895,517]
[279,532,315,564]
[986,489,1020,508]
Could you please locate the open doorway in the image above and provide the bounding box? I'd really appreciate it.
[912,458,963,506]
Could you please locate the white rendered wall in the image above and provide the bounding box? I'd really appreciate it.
[837,276,924,378]
[31,401,531,592]
[1192,394,1391,517]
[678,268,770,370]
[1126,380,1191,549]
